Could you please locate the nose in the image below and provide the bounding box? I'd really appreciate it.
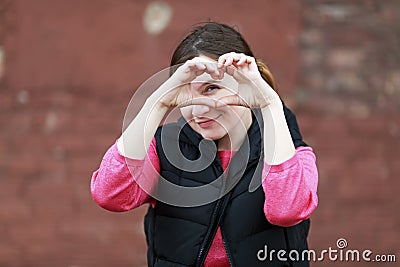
[192,104,210,117]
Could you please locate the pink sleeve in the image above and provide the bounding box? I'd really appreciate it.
[90,138,159,211]
[262,146,318,227]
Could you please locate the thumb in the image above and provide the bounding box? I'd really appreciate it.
[177,96,218,108]
[216,94,249,108]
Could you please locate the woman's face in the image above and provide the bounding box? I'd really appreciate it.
[180,55,252,141]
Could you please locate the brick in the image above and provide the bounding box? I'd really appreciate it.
[327,49,365,69]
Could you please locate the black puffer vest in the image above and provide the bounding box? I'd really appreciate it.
[144,106,310,267]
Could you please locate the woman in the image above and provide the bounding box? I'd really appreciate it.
[91,22,318,267]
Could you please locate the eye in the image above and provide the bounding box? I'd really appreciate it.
[204,84,220,94]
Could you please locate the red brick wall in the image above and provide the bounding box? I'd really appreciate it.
[299,1,400,266]
[0,0,398,266]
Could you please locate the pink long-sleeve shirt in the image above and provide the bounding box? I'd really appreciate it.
[91,138,318,266]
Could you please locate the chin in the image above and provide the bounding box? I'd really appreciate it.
[188,120,228,140]
[200,134,219,140]
[199,129,226,141]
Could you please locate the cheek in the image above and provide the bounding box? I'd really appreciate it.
[223,106,247,121]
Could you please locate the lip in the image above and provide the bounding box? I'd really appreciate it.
[195,114,222,129]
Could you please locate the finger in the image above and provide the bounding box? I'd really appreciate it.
[203,62,221,78]
[184,62,205,77]
[237,54,254,66]
[231,53,245,65]
[218,54,233,68]
[177,97,218,108]
[224,56,234,67]
[217,57,226,68]
[218,52,235,67]
[217,67,225,80]
[194,62,206,71]
[220,53,255,67]
[244,57,256,68]
[209,71,222,80]
[187,62,207,77]
[191,57,220,73]
[226,65,245,83]
[187,58,207,69]
[237,55,247,66]
[215,94,249,108]
[225,65,237,77]
[225,53,244,66]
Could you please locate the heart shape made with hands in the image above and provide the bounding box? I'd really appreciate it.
[163,53,279,110]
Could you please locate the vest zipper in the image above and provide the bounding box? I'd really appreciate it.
[196,197,224,267]
[221,228,234,266]
[196,149,240,267]
[196,160,230,267]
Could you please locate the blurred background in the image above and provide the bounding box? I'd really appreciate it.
[0,0,399,266]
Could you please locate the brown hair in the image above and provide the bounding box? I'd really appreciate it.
[170,22,277,90]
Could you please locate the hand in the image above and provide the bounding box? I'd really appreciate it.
[216,52,280,108]
[156,57,222,108]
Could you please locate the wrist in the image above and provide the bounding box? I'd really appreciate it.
[253,78,280,104]
[260,95,281,111]
[261,98,283,117]
[146,94,170,114]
